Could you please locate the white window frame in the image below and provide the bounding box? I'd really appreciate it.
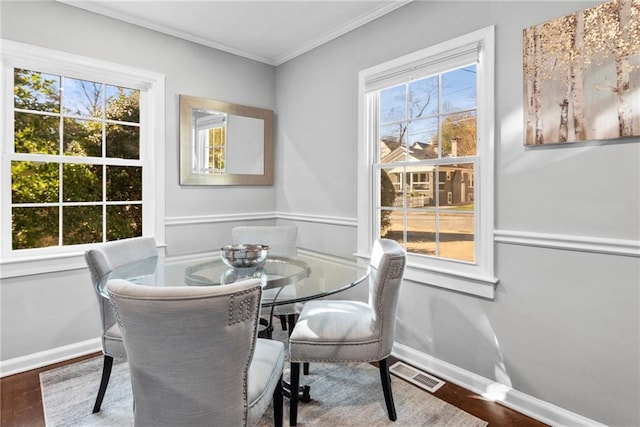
[0,40,165,278]
[356,26,497,298]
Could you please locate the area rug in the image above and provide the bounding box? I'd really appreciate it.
[41,335,487,426]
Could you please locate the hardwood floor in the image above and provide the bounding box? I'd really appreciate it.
[1,353,548,426]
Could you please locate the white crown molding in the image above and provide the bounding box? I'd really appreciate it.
[273,0,413,66]
[54,0,275,64]
[494,229,640,258]
[55,0,412,66]
[392,343,608,427]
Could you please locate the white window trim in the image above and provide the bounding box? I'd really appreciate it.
[0,39,165,278]
[356,26,498,299]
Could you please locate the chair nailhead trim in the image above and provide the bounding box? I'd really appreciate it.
[386,258,405,280]
[228,289,257,326]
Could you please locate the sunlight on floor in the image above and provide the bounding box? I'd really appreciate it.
[481,382,512,402]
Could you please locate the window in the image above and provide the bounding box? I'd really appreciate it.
[357,27,497,298]
[194,112,226,174]
[1,40,165,274]
[11,68,142,249]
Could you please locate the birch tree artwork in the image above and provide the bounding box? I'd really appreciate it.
[523,0,640,145]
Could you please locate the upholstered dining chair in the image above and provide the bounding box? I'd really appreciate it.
[287,238,406,426]
[84,236,157,413]
[232,226,300,334]
[106,278,285,427]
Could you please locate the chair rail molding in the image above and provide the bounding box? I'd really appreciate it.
[165,212,276,226]
[494,229,640,258]
[165,212,358,228]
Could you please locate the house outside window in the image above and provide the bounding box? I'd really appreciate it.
[1,40,165,274]
[357,26,497,297]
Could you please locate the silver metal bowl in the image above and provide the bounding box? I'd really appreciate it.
[220,244,269,269]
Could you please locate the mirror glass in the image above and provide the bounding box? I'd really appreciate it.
[180,95,273,185]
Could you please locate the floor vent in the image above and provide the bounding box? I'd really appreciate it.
[390,361,445,393]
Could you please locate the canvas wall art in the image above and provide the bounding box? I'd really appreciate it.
[523,0,640,145]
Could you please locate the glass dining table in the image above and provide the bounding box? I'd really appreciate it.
[96,251,370,402]
[96,252,369,306]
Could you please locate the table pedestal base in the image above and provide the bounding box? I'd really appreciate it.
[259,314,313,404]
[258,318,273,339]
[283,382,310,403]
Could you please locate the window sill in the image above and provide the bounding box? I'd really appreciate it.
[404,262,498,299]
[0,252,88,279]
[0,243,166,279]
[355,252,497,299]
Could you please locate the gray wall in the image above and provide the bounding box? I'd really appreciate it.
[0,0,276,359]
[275,2,639,426]
[1,1,639,426]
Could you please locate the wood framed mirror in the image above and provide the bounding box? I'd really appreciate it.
[179,95,273,185]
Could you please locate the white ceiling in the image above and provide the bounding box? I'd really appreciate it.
[56,0,412,66]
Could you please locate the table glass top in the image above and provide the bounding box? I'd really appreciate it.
[98,253,369,307]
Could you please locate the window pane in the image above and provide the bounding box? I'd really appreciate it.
[63,206,102,245]
[62,77,103,118]
[12,206,59,249]
[106,85,140,123]
[11,161,59,203]
[407,211,435,256]
[380,84,405,124]
[438,163,474,207]
[106,123,140,159]
[409,75,438,118]
[405,165,435,206]
[106,166,142,201]
[14,112,60,154]
[380,168,400,208]
[442,65,476,113]
[379,169,402,207]
[14,68,60,112]
[380,123,405,163]
[107,204,142,240]
[63,164,102,202]
[438,211,474,262]
[8,53,151,252]
[441,112,477,157]
[407,117,438,151]
[63,118,102,157]
[379,209,403,246]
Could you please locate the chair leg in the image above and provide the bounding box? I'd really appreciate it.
[287,315,310,375]
[289,362,300,426]
[286,314,297,337]
[92,355,114,413]
[279,315,288,330]
[378,357,397,421]
[273,374,283,427]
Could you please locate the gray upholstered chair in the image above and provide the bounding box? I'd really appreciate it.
[106,278,285,427]
[232,226,300,334]
[288,238,406,426]
[84,236,158,413]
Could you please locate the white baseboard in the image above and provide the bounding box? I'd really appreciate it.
[0,338,101,378]
[392,342,607,427]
